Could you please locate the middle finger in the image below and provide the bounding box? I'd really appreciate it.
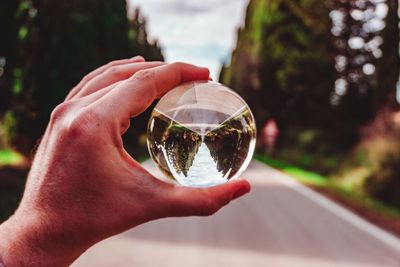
[73,61,165,99]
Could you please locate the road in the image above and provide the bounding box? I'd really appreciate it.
[73,161,400,267]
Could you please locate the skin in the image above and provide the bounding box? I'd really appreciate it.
[0,57,251,267]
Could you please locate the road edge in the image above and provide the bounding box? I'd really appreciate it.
[256,161,400,253]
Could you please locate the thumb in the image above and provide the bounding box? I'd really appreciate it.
[164,179,251,217]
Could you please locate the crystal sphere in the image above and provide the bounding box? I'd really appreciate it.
[147,81,256,187]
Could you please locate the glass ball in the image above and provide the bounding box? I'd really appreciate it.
[147,81,256,187]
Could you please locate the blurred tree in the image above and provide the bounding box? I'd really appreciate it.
[362,0,400,209]
[223,0,400,208]
[220,0,336,154]
[0,0,20,116]
[0,0,163,155]
[221,0,397,157]
[0,0,34,147]
[374,0,400,110]
[359,0,400,139]
[328,0,385,147]
[129,8,163,62]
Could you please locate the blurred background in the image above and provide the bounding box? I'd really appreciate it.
[1,0,400,244]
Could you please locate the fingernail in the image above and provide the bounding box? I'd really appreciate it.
[232,186,250,200]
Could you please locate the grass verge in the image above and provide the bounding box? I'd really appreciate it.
[254,154,400,232]
[0,150,24,166]
[254,154,328,186]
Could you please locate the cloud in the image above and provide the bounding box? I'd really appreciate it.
[154,2,212,14]
[167,43,228,59]
[129,0,249,78]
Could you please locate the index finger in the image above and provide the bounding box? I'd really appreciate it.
[99,62,209,121]
[66,56,145,101]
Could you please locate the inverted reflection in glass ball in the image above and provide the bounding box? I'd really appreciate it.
[147,81,256,188]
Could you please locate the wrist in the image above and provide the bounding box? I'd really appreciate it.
[0,209,90,266]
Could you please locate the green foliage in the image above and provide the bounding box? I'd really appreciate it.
[222,0,399,151]
[365,153,400,209]
[374,0,400,109]
[255,154,328,186]
[0,1,164,155]
[331,182,400,219]
[333,132,400,208]
[0,150,24,166]
[224,0,400,211]
[256,155,400,218]
[12,68,23,95]
[221,0,338,152]
[0,112,17,149]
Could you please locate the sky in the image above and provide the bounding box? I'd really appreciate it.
[128,0,249,79]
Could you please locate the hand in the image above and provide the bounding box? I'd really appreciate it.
[0,57,251,266]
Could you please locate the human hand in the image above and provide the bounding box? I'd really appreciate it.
[0,57,251,266]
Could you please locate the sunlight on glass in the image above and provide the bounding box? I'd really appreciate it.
[348,37,365,49]
[0,57,6,67]
[365,36,383,51]
[363,63,376,75]
[335,78,348,96]
[351,9,364,20]
[364,18,386,32]
[397,81,400,104]
[335,55,347,72]
[376,2,389,19]
[373,48,383,58]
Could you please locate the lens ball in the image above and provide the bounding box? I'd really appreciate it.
[147,81,256,187]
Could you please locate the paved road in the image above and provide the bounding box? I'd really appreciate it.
[73,161,400,267]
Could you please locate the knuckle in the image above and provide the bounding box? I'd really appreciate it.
[171,62,185,69]
[50,103,71,124]
[133,69,155,82]
[58,108,102,142]
[106,59,127,69]
[105,66,123,79]
[107,66,118,74]
[106,60,119,68]
[81,74,92,83]
[63,113,91,140]
[168,62,184,81]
